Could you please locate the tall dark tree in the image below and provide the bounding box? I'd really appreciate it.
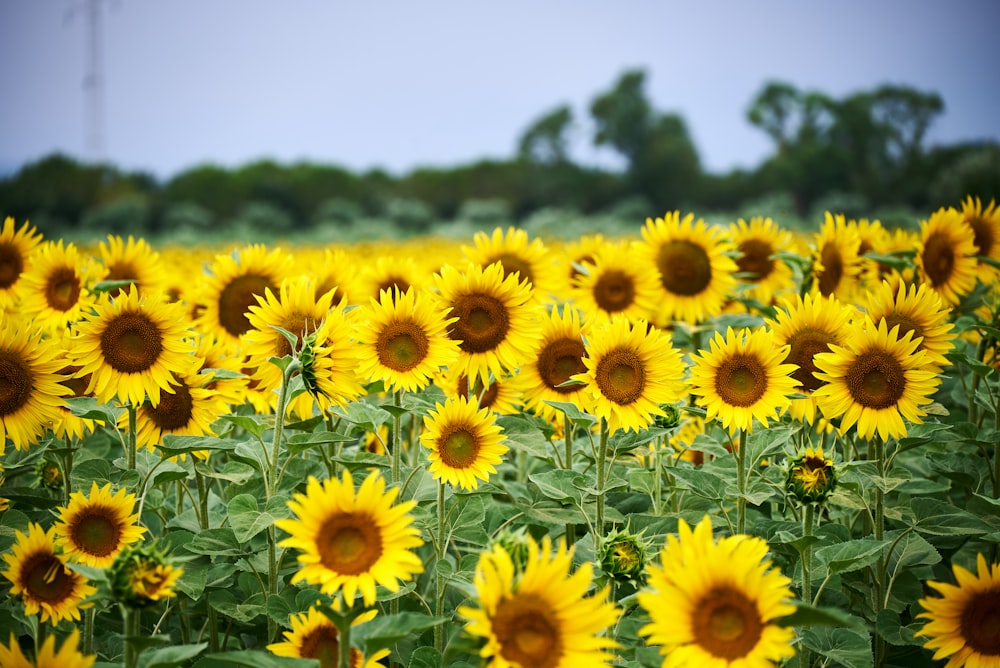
[517,105,574,165]
[590,69,654,170]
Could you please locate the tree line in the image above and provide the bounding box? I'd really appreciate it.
[2,69,997,239]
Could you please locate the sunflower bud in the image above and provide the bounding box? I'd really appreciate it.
[35,458,64,491]
[109,542,183,608]
[297,330,327,402]
[491,526,532,575]
[785,447,837,505]
[652,403,682,429]
[598,527,651,584]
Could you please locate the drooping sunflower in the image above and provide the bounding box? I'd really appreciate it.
[268,606,389,668]
[571,240,661,324]
[689,326,800,435]
[916,206,979,306]
[54,482,146,568]
[519,307,590,424]
[0,630,96,668]
[812,316,941,441]
[862,280,955,370]
[433,261,542,386]
[353,286,460,393]
[420,395,508,490]
[0,216,43,309]
[0,325,71,453]
[459,534,620,668]
[766,293,853,425]
[573,317,687,434]
[961,195,1000,284]
[463,226,559,300]
[916,552,1000,668]
[810,212,862,302]
[276,470,424,607]
[195,244,294,349]
[128,368,222,454]
[17,240,98,332]
[1,523,96,624]
[96,234,169,298]
[638,515,797,667]
[727,216,797,307]
[69,285,197,407]
[637,211,737,325]
[108,542,183,608]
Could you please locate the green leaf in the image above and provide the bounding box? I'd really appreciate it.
[814,539,888,578]
[330,401,393,431]
[65,396,122,423]
[609,428,670,454]
[378,403,410,418]
[776,602,865,629]
[801,626,873,668]
[886,531,940,580]
[208,590,267,623]
[195,650,317,668]
[667,467,729,501]
[218,414,270,438]
[627,468,656,495]
[286,430,356,456]
[528,469,585,503]
[543,400,597,427]
[409,647,444,668]
[158,434,235,457]
[185,528,246,557]
[745,425,793,468]
[194,460,256,485]
[876,609,922,647]
[231,440,269,473]
[138,643,208,668]
[353,612,446,656]
[92,278,136,293]
[228,495,292,543]
[912,498,993,536]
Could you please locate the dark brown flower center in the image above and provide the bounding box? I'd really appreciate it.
[316,514,383,576]
[882,314,923,351]
[656,241,712,296]
[489,253,533,285]
[376,320,430,372]
[438,427,481,469]
[960,586,1000,656]
[845,349,906,409]
[449,293,510,354]
[922,232,956,288]
[376,276,410,300]
[299,624,362,668]
[715,354,768,407]
[145,381,194,430]
[0,350,33,416]
[536,337,587,394]
[785,329,836,393]
[218,273,275,337]
[968,218,995,259]
[737,239,775,282]
[71,508,122,557]
[492,594,563,668]
[595,348,646,406]
[817,242,844,296]
[0,242,24,289]
[44,267,82,311]
[23,552,77,604]
[692,586,764,660]
[593,269,636,313]
[100,312,164,373]
[457,375,499,409]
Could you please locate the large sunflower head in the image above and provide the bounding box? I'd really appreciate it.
[458,534,620,668]
[863,280,956,370]
[353,286,460,393]
[97,234,169,298]
[574,317,687,434]
[638,515,797,666]
[276,470,424,607]
[54,482,146,568]
[961,195,1000,284]
[571,240,660,324]
[0,630,96,668]
[519,307,590,424]
[916,206,979,306]
[0,325,71,453]
[69,285,197,407]
[766,293,853,425]
[433,261,543,386]
[127,368,222,455]
[17,240,98,332]
[689,326,800,435]
[0,216,43,308]
[1,523,97,624]
[728,216,797,307]
[638,211,738,325]
[810,212,862,301]
[917,552,1000,667]
[420,394,508,490]
[812,316,942,441]
[268,606,389,668]
[463,226,558,299]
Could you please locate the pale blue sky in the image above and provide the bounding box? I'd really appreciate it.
[1,1,998,179]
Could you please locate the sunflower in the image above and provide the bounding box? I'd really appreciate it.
[310,247,356,306]
[574,317,687,434]
[17,240,98,332]
[785,447,837,505]
[638,515,797,667]
[463,226,559,300]
[437,366,529,416]
[562,233,607,289]
[108,542,183,608]
[433,261,542,386]
[917,552,1000,668]
[0,325,71,453]
[191,334,249,412]
[637,211,737,325]
[195,244,294,349]
[728,216,796,307]
[353,286,459,392]
[127,368,222,454]
[54,482,146,568]
[849,217,889,289]
[49,329,101,441]
[420,395,508,490]
[766,293,852,425]
[0,630,96,668]
[519,307,590,424]
[1,523,96,624]
[689,327,800,435]
[268,606,389,668]
[0,216,43,308]
[458,534,619,667]
[810,212,862,302]
[69,285,197,407]
[570,240,660,324]
[351,254,423,306]
[276,470,424,607]
[916,206,979,306]
[96,234,169,298]
[812,317,941,441]
[961,195,1000,284]
[863,280,955,370]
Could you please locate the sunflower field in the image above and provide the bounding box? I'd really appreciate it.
[1,200,999,668]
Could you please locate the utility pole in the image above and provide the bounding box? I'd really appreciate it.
[69,0,107,161]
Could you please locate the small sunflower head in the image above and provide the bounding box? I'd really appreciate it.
[490,526,533,575]
[35,457,64,491]
[652,403,682,429]
[109,541,183,608]
[785,447,837,505]
[598,526,651,585]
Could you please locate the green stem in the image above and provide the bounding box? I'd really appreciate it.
[994,440,1000,500]
[435,481,446,653]
[595,417,609,537]
[123,607,139,668]
[126,402,138,472]
[564,414,576,545]
[652,435,664,516]
[195,469,210,530]
[266,358,297,645]
[736,429,748,534]
[84,607,96,655]
[872,436,886,668]
[392,390,403,485]
[800,503,815,668]
[337,613,353,668]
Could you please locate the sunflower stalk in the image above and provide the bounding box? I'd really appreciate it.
[126,402,138,472]
[435,480,447,653]
[652,434,664,516]
[800,503,815,668]
[392,390,403,485]
[736,429,748,534]
[564,414,576,545]
[595,417,610,537]
[872,435,887,668]
[122,606,140,668]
